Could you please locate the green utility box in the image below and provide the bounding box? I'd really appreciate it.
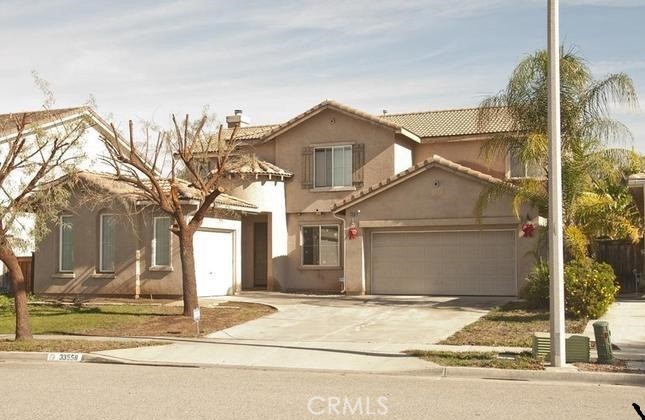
[592,321,614,364]
[532,332,591,363]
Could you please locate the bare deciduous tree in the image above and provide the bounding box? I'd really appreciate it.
[100,115,247,316]
[0,111,87,340]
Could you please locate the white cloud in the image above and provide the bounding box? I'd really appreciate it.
[0,0,643,150]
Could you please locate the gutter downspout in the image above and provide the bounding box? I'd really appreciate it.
[332,211,347,294]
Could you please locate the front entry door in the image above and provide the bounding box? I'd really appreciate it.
[253,222,268,288]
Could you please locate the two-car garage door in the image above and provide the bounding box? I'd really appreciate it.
[371,230,516,296]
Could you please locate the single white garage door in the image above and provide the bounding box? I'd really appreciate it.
[371,230,516,296]
[194,229,235,296]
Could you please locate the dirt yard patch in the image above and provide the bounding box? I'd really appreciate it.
[440,301,587,347]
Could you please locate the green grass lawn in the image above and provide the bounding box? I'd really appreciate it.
[406,350,544,370]
[0,301,275,337]
[0,339,165,353]
[440,301,588,348]
[0,304,171,335]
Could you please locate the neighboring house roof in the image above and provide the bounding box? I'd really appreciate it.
[0,107,88,140]
[75,172,257,211]
[627,172,645,186]
[380,107,513,139]
[332,154,505,212]
[0,106,161,174]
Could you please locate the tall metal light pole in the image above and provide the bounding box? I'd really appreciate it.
[548,0,566,367]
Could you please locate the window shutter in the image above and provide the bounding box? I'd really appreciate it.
[302,146,313,189]
[352,143,365,188]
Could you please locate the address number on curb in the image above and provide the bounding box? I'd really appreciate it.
[47,352,83,362]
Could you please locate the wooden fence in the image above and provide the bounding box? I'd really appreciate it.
[595,240,642,293]
[1,254,34,295]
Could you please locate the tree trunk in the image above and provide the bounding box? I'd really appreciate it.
[0,244,32,341]
[178,229,199,317]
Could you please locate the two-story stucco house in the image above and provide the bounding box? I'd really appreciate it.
[32,100,539,299]
[204,100,538,297]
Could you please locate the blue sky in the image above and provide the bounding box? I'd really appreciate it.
[1,0,643,149]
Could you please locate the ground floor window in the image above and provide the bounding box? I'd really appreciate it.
[100,214,116,273]
[153,216,171,267]
[301,225,340,266]
[59,215,73,272]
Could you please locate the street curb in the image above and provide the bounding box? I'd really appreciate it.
[436,366,645,386]
[2,350,643,386]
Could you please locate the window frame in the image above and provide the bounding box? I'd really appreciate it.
[313,145,353,189]
[99,213,117,273]
[506,152,545,179]
[151,216,173,269]
[300,224,341,268]
[58,215,73,273]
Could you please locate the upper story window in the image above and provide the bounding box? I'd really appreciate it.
[301,225,340,267]
[314,145,352,188]
[302,144,364,190]
[508,152,545,179]
[152,216,172,267]
[99,214,116,273]
[59,215,73,272]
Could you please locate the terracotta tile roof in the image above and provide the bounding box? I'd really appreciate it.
[332,155,505,212]
[194,101,514,153]
[76,172,257,209]
[380,107,513,139]
[220,124,280,142]
[231,158,293,178]
[0,107,88,139]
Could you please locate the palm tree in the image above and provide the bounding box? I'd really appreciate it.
[476,47,641,259]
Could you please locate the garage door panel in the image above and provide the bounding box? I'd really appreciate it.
[194,230,235,297]
[371,230,516,296]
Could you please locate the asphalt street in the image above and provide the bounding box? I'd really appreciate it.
[1,361,643,420]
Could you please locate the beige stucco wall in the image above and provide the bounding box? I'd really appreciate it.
[224,178,289,290]
[340,165,538,295]
[34,193,183,297]
[416,138,506,179]
[284,212,344,292]
[244,141,276,163]
[273,108,411,213]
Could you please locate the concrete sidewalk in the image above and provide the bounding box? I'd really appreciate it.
[583,298,645,361]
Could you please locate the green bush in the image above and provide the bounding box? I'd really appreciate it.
[0,294,12,309]
[564,259,618,319]
[520,260,550,309]
[520,259,619,319]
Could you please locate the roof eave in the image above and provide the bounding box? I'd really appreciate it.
[397,128,421,143]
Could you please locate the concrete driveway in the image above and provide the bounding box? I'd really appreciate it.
[97,292,510,372]
[207,292,510,348]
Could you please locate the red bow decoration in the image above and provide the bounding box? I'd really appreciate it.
[347,225,359,240]
[520,223,535,238]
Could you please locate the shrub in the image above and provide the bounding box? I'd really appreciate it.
[564,259,618,319]
[520,260,550,309]
[520,259,619,319]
